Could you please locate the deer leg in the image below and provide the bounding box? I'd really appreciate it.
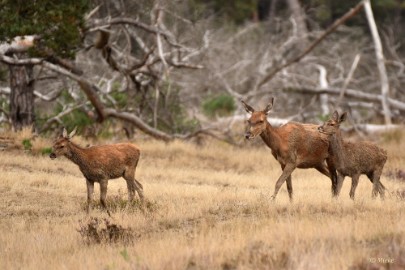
[314,163,331,178]
[134,179,144,201]
[326,159,338,197]
[336,173,345,197]
[280,164,293,201]
[286,176,293,202]
[349,174,360,200]
[378,181,386,199]
[124,168,144,201]
[316,163,337,197]
[99,180,111,216]
[125,180,136,203]
[371,168,385,199]
[271,163,296,200]
[86,179,94,214]
[367,171,385,199]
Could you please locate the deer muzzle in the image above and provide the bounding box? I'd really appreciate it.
[49,153,57,159]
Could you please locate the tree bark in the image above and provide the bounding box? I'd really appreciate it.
[9,61,35,131]
[363,0,392,124]
[315,65,329,115]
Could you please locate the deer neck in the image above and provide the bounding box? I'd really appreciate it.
[260,122,281,151]
[329,129,346,169]
[66,142,88,168]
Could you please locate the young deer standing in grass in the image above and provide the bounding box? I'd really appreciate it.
[318,111,387,199]
[49,128,143,215]
[242,98,337,200]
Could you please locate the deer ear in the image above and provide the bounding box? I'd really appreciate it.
[339,112,347,123]
[69,127,77,139]
[241,100,255,114]
[331,111,339,121]
[62,127,68,138]
[263,97,274,115]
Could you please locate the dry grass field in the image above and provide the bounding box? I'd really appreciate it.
[1,130,405,270]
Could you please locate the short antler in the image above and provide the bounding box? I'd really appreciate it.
[69,127,77,139]
[62,127,77,139]
[62,127,68,138]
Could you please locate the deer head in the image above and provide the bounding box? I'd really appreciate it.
[49,127,77,159]
[318,111,347,135]
[242,98,274,140]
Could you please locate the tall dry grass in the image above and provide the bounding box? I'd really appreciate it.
[0,130,405,270]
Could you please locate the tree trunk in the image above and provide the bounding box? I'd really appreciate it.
[316,65,329,115]
[287,0,308,41]
[9,61,35,131]
[363,0,392,124]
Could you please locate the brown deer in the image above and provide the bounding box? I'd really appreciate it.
[242,98,337,200]
[49,128,143,215]
[318,111,387,199]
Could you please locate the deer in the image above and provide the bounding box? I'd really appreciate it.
[242,98,338,201]
[318,111,387,199]
[49,128,143,215]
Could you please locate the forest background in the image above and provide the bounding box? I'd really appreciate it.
[0,0,404,143]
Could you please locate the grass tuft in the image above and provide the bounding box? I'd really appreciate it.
[77,217,136,245]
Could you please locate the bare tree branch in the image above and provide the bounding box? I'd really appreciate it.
[0,85,62,102]
[39,103,88,133]
[103,108,173,141]
[86,18,181,47]
[0,87,10,95]
[256,1,364,89]
[335,54,361,108]
[0,53,180,141]
[33,89,63,102]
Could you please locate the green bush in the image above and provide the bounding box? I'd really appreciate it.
[203,94,236,118]
[109,90,128,108]
[22,139,32,151]
[0,0,89,59]
[56,90,93,133]
[41,147,53,155]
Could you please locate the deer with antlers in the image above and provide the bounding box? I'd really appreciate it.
[49,128,143,215]
[242,98,337,200]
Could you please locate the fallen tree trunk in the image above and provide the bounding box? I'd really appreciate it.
[217,114,402,135]
[282,85,405,112]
